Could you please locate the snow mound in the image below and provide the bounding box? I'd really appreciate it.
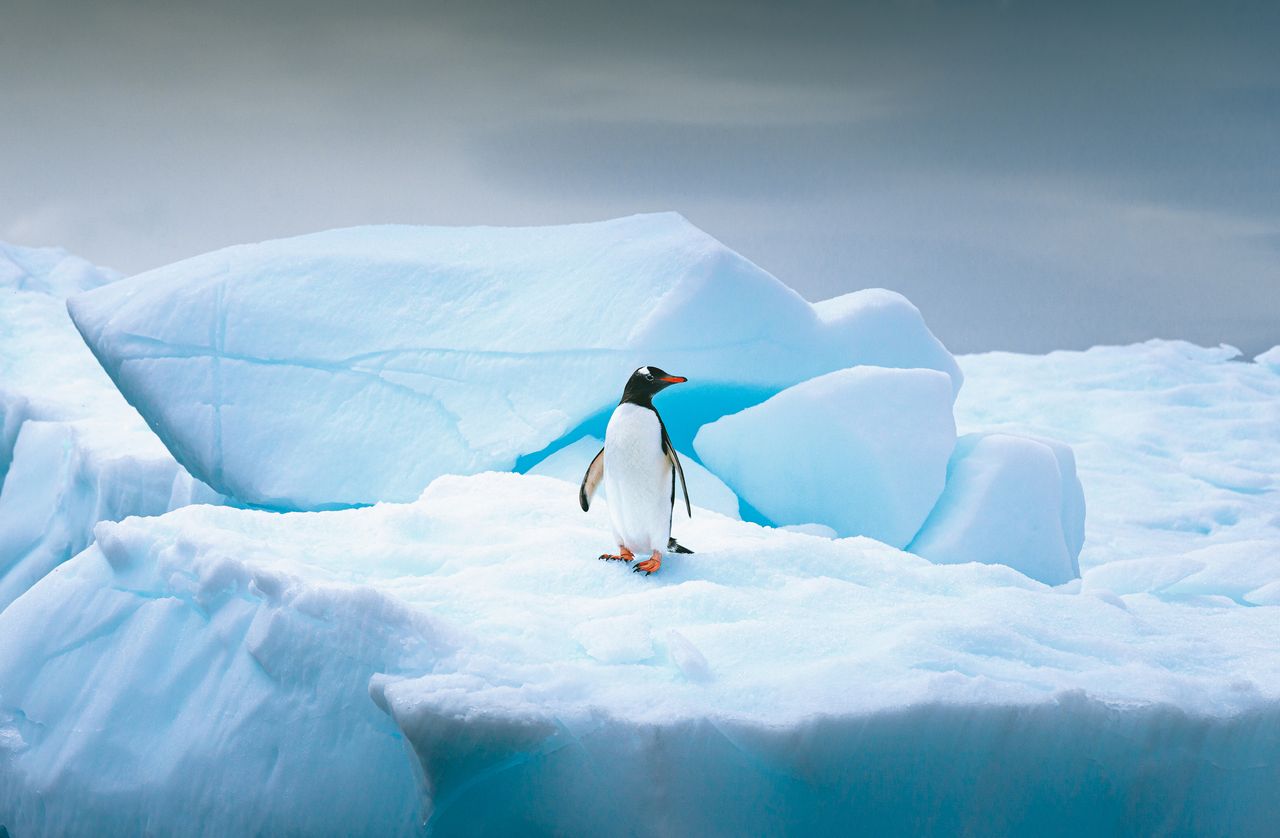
[0,271,220,614]
[527,435,741,519]
[66,214,960,510]
[1,469,1276,835]
[908,433,1085,585]
[1257,345,1280,373]
[0,241,120,296]
[693,366,956,546]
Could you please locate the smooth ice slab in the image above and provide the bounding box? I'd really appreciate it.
[909,433,1086,585]
[67,214,960,509]
[1,470,1277,835]
[693,366,957,545]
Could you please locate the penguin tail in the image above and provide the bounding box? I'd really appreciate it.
[667,537,694,554]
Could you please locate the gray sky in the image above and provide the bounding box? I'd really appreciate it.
[2,0,1278,354]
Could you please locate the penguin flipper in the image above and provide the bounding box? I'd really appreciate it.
[579,447,605,512]
[667,537,694,554]
[659,422,692,517]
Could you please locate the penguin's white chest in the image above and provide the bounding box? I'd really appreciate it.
[603,403,672,555]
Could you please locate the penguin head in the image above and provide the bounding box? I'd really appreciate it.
[621,365,687,406]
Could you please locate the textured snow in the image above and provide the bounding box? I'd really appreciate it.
[527,434,741,519]
[2,437,1276,833]
[1256,344,1280,373]
[955,342,1280,591]
[693,366,957,546]
[66,214,960,510]
[0,257,219,614]
[0,513,429,836]
[0,241,120,297]
[4,230,1276,833]
[908,433,1085,585]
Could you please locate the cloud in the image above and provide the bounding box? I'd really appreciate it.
[1,0,1277,353]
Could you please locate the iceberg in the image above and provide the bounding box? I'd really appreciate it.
[1257,345,1280,374]
[693,366,957,546]
[0,241,119,297]
[2,458,1277,835]
[0,251,220,614]
[908,433,1086,585]
[66,214,961,510]
[954,341,1280,577]
[4,224,1273,835]
[0,507,430,836]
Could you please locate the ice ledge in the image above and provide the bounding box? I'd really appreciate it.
[377,686,1280,835]
[2,472,1276,833]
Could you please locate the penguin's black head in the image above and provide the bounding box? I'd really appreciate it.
[621,365,687,407]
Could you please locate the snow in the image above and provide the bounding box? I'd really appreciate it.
[1256,344,1280,373]
[528,434,741,519]
[66,214,960,510]
[3,228,1276,833]
[954,341,1280,591]
[1,452,1276,834]
[693,366,957,546]
[0,513,429,836]
[0,241,120,297]
[1084,541,1280,605]
[908,433,1085,585]
[0,255,220,615]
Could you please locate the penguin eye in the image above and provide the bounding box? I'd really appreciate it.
[644,373,655,382]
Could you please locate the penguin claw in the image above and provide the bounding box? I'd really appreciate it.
[598,552,633,562]
[633,555,662,574]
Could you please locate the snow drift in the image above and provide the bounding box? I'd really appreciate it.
[66,213,960,510]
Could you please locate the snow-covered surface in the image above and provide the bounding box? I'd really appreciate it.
[527,434,741,519]
[1256,344,1280,373]
[2,339,1277,834]
[67,214,960,510]
[0,257,220,614]
[956,341,1280,596]
[3,229,1276,833]
[694,366,956,546]
[2,450,1276,834]
[908,433,1085,585]
[0,241,120,297]
[0,515,429,836]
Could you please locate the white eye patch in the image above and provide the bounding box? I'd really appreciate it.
[637,366,651,376]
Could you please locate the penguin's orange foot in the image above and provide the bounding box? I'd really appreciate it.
[633,551,662,575]
[598,547,635,562]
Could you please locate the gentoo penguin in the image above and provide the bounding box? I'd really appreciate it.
[579,366,692,575]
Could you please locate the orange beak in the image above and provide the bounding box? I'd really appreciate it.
[660,376,687,383]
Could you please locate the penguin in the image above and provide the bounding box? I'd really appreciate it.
[579,366,692,575]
